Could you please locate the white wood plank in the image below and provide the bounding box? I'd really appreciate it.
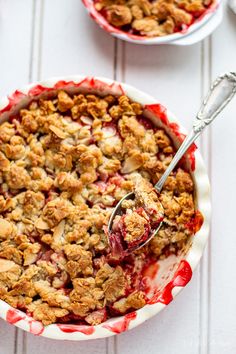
[0,0,33,95]
[25,336,107,354]
[40,0,115,79]
[198,37,212,354]
[23,1,112,353]
[117,40,203,354]
[121,42,202,131]
[0,322,16,354]
[0,1,34,354]
[209,3,236,353]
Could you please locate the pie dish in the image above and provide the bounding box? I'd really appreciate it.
[0,76,210,340]
[82,0,219,44]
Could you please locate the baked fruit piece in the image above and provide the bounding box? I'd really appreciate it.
[95,0,214,37]
[0,91,198,326]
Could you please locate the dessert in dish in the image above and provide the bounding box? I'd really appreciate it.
[0,91,199,326]
[95,0,215,37]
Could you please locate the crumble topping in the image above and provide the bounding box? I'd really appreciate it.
[95,0,214,37]
[123,211,149,243]
[0,90,196,326]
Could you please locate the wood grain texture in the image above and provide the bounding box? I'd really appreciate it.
[0,1,236,353]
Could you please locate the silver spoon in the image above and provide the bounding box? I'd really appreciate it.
[108,72,236,254]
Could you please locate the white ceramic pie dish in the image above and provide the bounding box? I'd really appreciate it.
[0,76,211,340]
[82,0,221,45]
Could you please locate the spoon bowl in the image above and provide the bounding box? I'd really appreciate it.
[108,191,163,254]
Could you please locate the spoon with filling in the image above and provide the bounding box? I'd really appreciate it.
[108,72,236,256]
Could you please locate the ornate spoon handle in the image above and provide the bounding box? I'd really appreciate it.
[155,72,236,193]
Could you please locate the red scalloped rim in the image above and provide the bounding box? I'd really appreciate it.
[0,77,124,116]
[148,260,192,305]
[28,319,44,335]
[6,308,25,324]
[57,324,95,335]
[1,90,26,114]
[6,308,44,335]
[82,0,218,41]
[145,103,197,171]
[103,312,137,334]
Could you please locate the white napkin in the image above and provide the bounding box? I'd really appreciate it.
[229,0,236,13]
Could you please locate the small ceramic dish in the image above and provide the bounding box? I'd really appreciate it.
[0,76,210,340]
[82,0,221,45]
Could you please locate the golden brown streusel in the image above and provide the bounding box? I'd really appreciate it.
[0,90,197,326]
[95,0,214,37]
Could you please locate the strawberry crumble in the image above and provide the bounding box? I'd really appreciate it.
[95,0,215,37]
[0,91,197,326]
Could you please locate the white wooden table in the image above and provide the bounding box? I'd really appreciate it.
[0,0,236,353]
